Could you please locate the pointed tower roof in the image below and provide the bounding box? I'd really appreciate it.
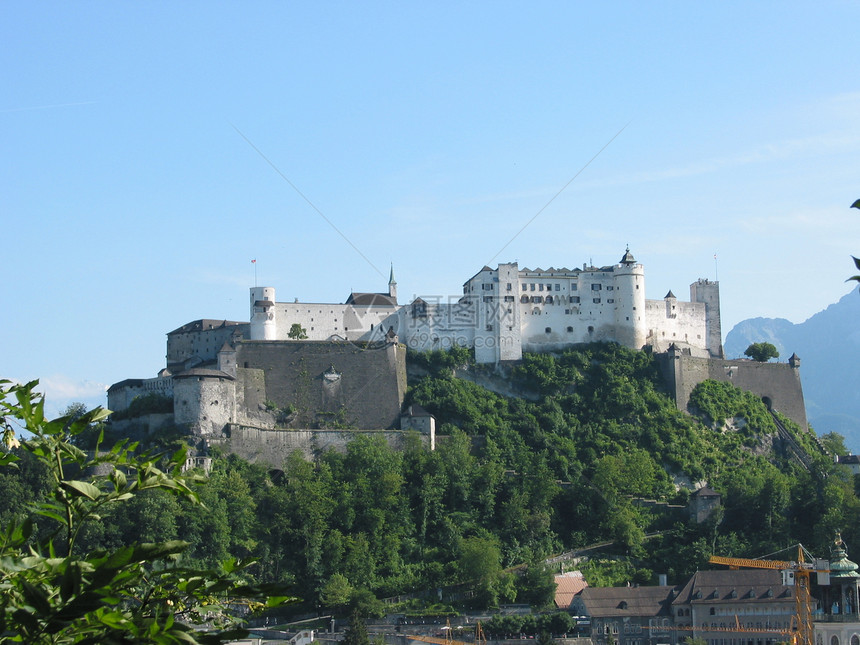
[665,290,676,299]
[389,263,397,285]
[620,246,636,265]
[829,532,860,581]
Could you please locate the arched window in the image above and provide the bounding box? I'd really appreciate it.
[849,635,858,645]
[831,636,840,645]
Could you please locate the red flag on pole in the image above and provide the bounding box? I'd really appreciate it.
[251,259,256,263]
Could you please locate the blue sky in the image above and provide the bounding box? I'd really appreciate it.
[3,2,859,420]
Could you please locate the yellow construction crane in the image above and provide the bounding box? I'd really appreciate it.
[709,545,830,645]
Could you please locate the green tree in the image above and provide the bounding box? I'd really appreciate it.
[0,379,291,644]
[288,323,308,340]
[821,432,849,456]
[348,587,385,619]
[342,610,370,645]
[320,573,353,610]
[744,342,779,362]
[458,535,511,607]
[516,561,557,608]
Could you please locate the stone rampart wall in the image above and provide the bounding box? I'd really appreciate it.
[659,353,808,429]
[108,413,174,440]
[234,340,406,430]
[216,425,429,466]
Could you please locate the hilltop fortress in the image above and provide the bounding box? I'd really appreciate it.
[247,248,723,363]
[108,248,808,462]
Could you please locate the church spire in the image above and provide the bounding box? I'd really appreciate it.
[388,263,397,302]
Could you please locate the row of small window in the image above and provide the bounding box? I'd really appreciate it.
[517,296,621,307]
[523,283,568,292]
[698,622,790,630]
[543,326,593,333]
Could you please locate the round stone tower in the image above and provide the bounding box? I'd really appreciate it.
[249,286,276,340]
[613,247,647,350]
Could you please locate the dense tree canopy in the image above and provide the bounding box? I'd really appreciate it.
[3,343,858,621]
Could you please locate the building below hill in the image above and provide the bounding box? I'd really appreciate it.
[571,537,860,645]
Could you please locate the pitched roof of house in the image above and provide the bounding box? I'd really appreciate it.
[690,486,721,498]
[577,585,676,618]
[403,404,433,418]
[345,292,397,307]
[167,319,247,336]
[672,569,794,606]
[555,571,588,609]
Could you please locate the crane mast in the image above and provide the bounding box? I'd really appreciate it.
[710,545,824,645]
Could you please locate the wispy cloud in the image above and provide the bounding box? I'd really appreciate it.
[4,375,108,421]
[38,375,108,402]
[603,131,860,187]
[0,101,97,114]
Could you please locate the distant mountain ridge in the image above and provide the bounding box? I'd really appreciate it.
[725,286,860,453]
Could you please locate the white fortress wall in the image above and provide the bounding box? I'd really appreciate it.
[644,297,709,355]
[401,300,477,352]
[243,249,718,364]
[497,263,523,361]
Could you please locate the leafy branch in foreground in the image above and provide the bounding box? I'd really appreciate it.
[0,379,293,644]
[850,199,860,285]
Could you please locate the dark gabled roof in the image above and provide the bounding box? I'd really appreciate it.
[173,368,235,381]
[620,246,636,265]
[107,378,144,392]
[403,404,433,418]
[672,570,793,606]
[838,454,860,465]
[168,319,247,336]
[345,292,397,307]
[665,290,676,299]
[690,486,720,498]
[577,585,676,618]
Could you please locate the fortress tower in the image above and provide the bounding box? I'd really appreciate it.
[613,247,647,350]
[250,286,276,341]
[690,279,722,358]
